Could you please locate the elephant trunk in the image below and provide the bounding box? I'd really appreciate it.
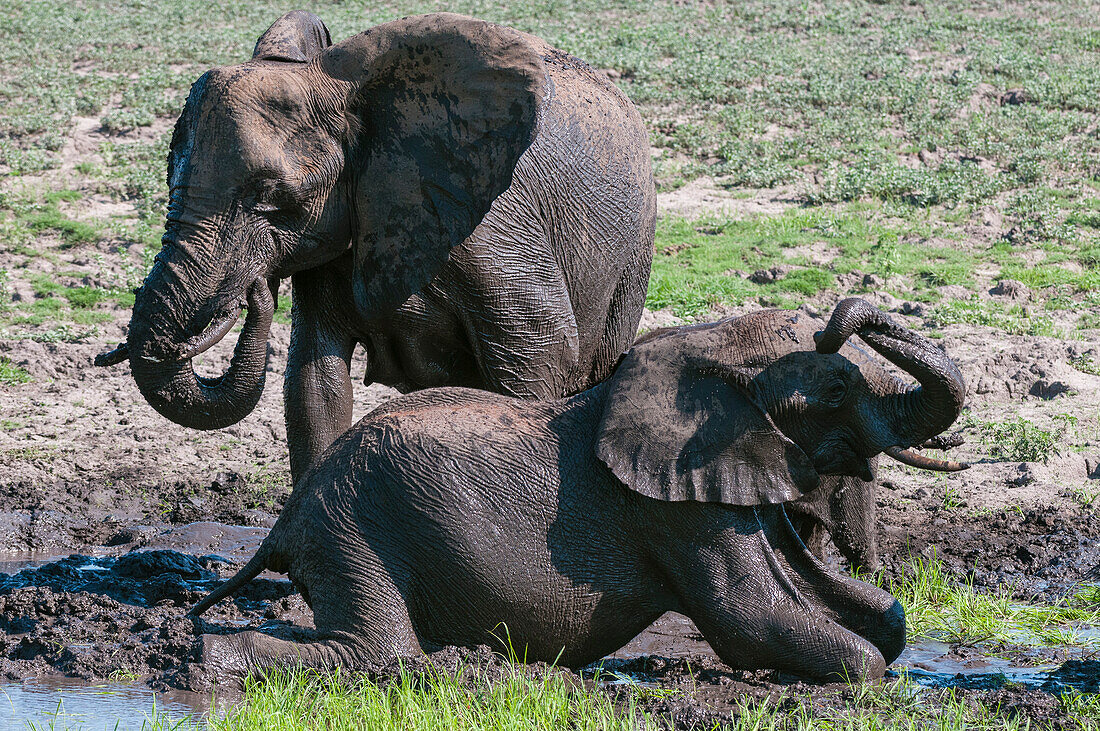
[127,251,273,430]
[816,298,966,455]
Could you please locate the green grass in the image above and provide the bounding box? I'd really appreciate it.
[0,356,30,385]
[875,554,1100,647]
[647,208,986,317]
[208,664,652,731]
[931,297,1061,338]
[149,657,1100,731]
[966,415,1070,463]
[11,189,101,247]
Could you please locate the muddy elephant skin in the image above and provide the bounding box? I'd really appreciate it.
[191,299,967,682]
[98,11,655,483]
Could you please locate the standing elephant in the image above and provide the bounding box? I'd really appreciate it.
[97,11,655,482]
[191,299,967,682]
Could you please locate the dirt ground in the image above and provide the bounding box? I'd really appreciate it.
[2,172,1100,726]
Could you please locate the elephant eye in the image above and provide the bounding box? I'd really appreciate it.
[819,378,848,409]
[250,188,302,216]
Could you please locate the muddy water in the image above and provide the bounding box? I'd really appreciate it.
[895,640,1100,692]
[1,527,1097,725]
[0,523,283,727]
[604,612,1100,694]
[0,677,214,730]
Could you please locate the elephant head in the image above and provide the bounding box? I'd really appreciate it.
[596,298,967,505]
[98,12,544,428]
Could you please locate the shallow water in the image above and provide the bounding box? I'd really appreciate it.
[0,552,70,575]
[0,677,215,730]
[892,639,1099,692]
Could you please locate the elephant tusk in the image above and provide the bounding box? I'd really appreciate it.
[94,343,130,367]
[884,445,970,472]
[179,308,241,361]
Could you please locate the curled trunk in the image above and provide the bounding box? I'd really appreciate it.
[816,298,966,451]
[128,276,273,430]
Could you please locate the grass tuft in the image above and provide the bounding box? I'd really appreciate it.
[870,554,1100,648]
[0,356,31,385]
[210,663,652,731]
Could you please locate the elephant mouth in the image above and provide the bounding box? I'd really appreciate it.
[175,304,243,361]
[96,304,241,367]
[812,441,969,479]
[95,278,277,368]
[813,448,874,482]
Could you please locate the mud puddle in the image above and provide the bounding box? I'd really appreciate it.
[594,613,1100,696]
[894,639,1100,693]
[0,534,1096,726]
[0,677,215,730]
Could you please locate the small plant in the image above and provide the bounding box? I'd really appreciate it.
[0,356,31,385]
[1070,353,1100,376]
[1072,485,1100,508]
[971,416,1061,463]
[941,485,964,510]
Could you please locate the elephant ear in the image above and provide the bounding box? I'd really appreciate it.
[596,322,820,506]
[321,13,545,314]
[253,10,332,63]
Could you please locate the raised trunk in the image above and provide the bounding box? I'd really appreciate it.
[127,261,273,430]
[816,298,966,450]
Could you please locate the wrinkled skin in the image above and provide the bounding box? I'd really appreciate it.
[191,299,966,682]
[103,12,655,483]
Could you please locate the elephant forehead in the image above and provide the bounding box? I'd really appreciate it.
[673,309,824,367]
[191,67,316,147]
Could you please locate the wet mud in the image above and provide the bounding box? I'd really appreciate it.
[0,508,1095,728]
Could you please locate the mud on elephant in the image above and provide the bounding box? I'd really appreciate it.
[97,11,655,482]
[190,299,967,682]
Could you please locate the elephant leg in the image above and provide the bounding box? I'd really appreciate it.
[584,261,651,390]
[200,551,422,680]
[767,507,904,666]
[459,271,575,399]
[449,220,576,399]
[787,470,881,573]
[675,509,889,681]
[285,268,356,484]
[826,468,880,572]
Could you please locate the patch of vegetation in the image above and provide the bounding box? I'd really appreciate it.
[646,209,963,317]
[135,657,1100,731]
[0,323,98,344]
[931,297,1060,338]
[1070,353,1100,376]
[967,415,1067,463]
[0,356,31,385]
[810,156,1007,208]
[873,554,1100,647]
[20,190,100,247]
[209,664,652,730]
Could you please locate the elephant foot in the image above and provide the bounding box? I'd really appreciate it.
[197,632,263,684]
[197,629,396,681]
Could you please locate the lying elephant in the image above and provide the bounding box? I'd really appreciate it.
[97,11,655,482]
[191,298,966,681]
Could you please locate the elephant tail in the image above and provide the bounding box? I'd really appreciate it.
[188,548,270,617]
